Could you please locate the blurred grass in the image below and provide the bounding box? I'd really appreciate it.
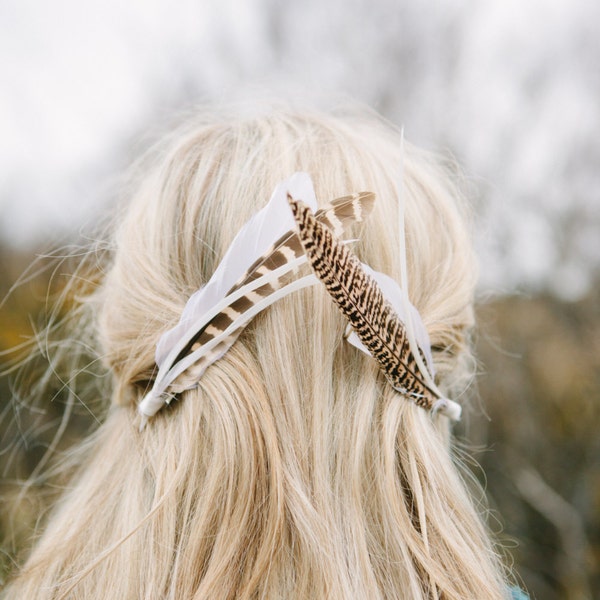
[1,245,598,598]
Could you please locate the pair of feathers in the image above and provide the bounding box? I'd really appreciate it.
[138,173,460,426]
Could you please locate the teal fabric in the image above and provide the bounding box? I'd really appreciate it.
[509,586,529,600]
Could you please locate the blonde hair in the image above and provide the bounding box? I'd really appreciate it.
[3,105,509,599]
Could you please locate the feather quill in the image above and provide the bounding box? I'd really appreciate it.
[138,173,375,424]
[288,195,461,419]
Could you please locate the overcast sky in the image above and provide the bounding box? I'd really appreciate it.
[1,0,598,300]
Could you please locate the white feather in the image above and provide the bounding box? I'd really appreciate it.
[155,172,317,366]
[138,173,319,425]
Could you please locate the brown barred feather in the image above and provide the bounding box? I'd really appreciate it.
[169,192,375,392]
[228,192,375,290]
[288,196,438,409]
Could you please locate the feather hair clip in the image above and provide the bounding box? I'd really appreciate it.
[287,196,462,420]
[138,173,375,425]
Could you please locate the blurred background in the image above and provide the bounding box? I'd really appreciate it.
[0,0,598,597]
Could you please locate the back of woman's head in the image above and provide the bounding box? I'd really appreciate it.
[4,105,509,599]
[102,107,476,405]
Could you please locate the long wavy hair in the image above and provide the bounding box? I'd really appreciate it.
[2,105,510,599]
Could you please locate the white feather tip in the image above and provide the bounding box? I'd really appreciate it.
[431,398,462,422]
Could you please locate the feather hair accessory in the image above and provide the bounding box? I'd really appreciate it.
[138,172,376,426]
[287,195,462,421]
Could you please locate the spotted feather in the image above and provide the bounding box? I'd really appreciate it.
[288,196,439,409]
